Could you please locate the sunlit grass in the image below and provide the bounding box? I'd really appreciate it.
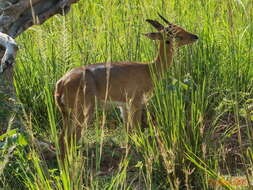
[0,0,252,189]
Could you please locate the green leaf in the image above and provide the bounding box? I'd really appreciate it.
[17,134,28,146]
[0,129,17,141]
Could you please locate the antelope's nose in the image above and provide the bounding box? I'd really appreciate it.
[193,35,198,40]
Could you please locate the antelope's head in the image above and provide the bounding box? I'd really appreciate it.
[145,13,198,47]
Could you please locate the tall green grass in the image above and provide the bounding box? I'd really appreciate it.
[0,0,253,189]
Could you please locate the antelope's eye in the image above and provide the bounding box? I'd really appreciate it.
[164,28,170,32]
[167,31,173,35]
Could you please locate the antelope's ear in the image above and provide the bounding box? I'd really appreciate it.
[146,19,164,31]
[144,32,162,40]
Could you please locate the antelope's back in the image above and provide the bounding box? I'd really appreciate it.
[86,62,152,102]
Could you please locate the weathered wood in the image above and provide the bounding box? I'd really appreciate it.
[0,32,18,73]
[0,0,79,131]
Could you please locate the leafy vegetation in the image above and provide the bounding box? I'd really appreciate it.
[0,0,253,189]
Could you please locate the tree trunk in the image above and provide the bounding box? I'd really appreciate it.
[0,0,79,132]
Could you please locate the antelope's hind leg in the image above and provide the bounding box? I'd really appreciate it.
[59,70,96,159]
[70,71,96,147]
[71,88,95,145]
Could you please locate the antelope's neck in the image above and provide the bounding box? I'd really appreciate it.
[151,41,174,79]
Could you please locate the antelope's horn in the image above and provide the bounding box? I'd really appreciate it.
[146,19,164,31]
[158,13,172,25]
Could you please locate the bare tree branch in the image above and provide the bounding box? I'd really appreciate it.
[0,0,79,73]
[0,0,79,131]
[0,32,18,73]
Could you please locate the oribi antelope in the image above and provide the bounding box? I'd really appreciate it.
[55,14,198,156]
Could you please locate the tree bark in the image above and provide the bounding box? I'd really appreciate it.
[0,0,79,132]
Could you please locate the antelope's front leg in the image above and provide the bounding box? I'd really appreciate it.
[120,103,143,132]
[130,105,143,130]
